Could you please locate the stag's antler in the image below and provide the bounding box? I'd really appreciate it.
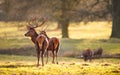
[42,23,49,30]
[27,17,47,28]
[33,17,47,28]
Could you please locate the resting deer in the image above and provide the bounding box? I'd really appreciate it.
[40,31,60,64]
[24,17,47,66]
[81,48,93,62]
[93,47,103,58]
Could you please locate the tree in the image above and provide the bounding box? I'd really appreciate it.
[51,0,111,38]
[110,0,120,38]
[55,0,80,38]
[0,0,113,38]
[3,0,11,12]
[59,0,70,38]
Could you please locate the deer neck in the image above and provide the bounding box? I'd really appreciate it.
[44,34,50,40]
[31,32,38,44]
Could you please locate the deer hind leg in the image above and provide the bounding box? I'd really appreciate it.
[52,50,55,64]
[35,43,40,67]
[37,51,40,67]
[41,50,45,66]
[46,50,49,64]
[84,56,88,62]
[41,42,46,66]
[55,51,58,64]
[55,44,59,64]
[89,56,92,62]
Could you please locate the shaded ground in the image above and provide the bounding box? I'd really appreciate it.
[0,46,36,56]
[0,46,120,59]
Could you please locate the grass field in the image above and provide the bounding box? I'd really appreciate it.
[0,55,120,75]
[0,21,120,75]
[0,21,119,55]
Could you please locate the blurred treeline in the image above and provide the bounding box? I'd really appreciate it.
[0,0,111,21]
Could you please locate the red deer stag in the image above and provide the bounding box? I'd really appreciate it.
[24,18,47,66]
[81,48,93,62]
[39,31,59,64]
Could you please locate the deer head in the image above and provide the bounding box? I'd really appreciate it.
[24,17,47,37]
[25,25,36,37]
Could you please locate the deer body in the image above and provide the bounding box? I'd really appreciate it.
[24,17,59,66]
[82,48,92,62]
[36,34,49,66]
[40,31,60,64]
[24,18,46,66]
[36,34,49,50]
[93,47,103,57]
[25,28,47,66]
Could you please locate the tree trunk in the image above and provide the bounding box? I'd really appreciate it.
[61,19,69,38]
[57,20,62,29]
[4,0,11,12]
[59,0,69,38]
[111,0,120,38]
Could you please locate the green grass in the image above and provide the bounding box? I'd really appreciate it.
[0,55,120,75]
[61,38,120,55]
[0,37,120,56]
[0,38,33,49]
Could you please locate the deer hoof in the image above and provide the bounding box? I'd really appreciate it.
[42,64,44,66]
[52,61,55,64]
[36,64,39,67]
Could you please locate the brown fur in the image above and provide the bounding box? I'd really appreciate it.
[25,26,46,66]
[93,47,103,57]
[36,34,49,49]
[82,48,92,62]
[40,31,60,64]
